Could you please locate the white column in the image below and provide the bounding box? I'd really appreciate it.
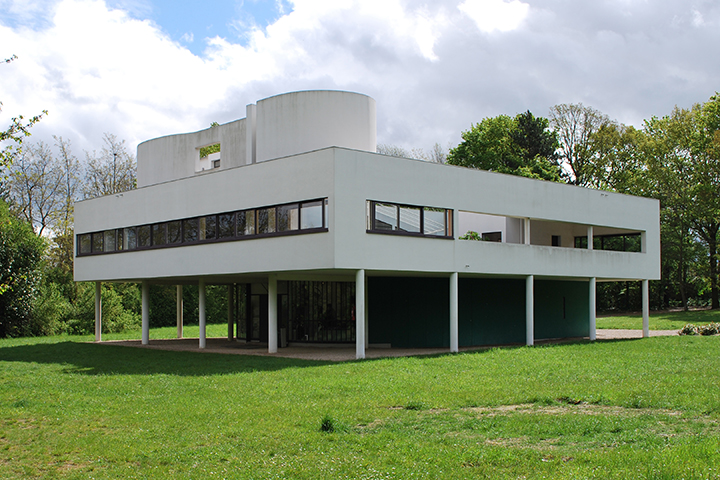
[364,274,369,349]
[526,275,534,346]
[268,275,278,353]
[642,279,650,338]
[524,218,531,245]
[589,277,597,341]
[450,272,459,353]
[176,285,183,339]
[356,269,365,359]
[587,225,594,250]
[141,281,149,345]
[94,281,102,342]
[199,279,206,349]
[227,284,234,341]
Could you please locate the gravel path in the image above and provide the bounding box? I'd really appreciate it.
[102,329,679,362]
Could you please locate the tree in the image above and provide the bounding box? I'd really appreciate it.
[7,141,64,236]
[548,103,611,186]
[447,112,561,181]
[0,199,46,337]
[83,133,137,198]
[643,95,720,309]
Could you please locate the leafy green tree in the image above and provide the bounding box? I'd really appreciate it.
[447,112,560,181]
[643,95,720,309]
[0,199,46,337]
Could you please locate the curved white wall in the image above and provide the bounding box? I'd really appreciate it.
[255,90,376,163]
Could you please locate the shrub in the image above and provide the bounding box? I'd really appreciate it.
[459,230,482,241]
[68,283,140,335]
[0,200,46,338]
[678,324,698,336]
[698,323,719,336]
[29,281,73,336]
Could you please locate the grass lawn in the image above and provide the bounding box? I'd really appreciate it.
[597,308,720,330]
[1,331,719,479]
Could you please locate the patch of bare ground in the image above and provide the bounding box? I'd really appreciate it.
[463,403,683,417]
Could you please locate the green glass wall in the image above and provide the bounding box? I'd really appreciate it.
[368,277,449,348]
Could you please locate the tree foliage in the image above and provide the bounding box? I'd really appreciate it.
[447,111,561,181]
[0,199,46,337]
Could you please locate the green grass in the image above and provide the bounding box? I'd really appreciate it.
[1,331,720,479]
[597,308,720,330]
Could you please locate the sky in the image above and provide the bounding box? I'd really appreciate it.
[1,0,719,158]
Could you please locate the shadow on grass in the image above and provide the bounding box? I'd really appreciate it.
[0,341,331,376]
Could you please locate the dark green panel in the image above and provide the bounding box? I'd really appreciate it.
[368,277,449,348]
[534,280,590,339]
[459,278,526,347]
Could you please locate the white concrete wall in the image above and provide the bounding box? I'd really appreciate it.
[76,147,661,284]
[255,91,376,163]
[137,119,247,188]
[75,150,336,282]
[330,149,661,281]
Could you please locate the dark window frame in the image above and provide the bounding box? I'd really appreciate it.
[574,232,642,253]
[366,200,453,239]
[76,197,329,257]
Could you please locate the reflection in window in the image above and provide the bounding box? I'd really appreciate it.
[258,208,276,234]
[167,221,182,244]
[398,205,421,233]
[124,228,137,250]
[79,234,92,254]
[104,230,116,252]
[137,225,151,248]
[183,218,198,243]
[77,197,329,256]
[374,203,397,231]
[218,213,235,239]
[200,216,216,240]
[152,223,166,246]
[92,232,103,253]
[277,204,299,232]
[424,207,448,236]
[244,210,256,235]
[300,201,323,229]
[367,200,452,238]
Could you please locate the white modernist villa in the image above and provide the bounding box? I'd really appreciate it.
[74,90,661,359]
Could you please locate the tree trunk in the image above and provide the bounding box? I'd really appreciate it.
[710,231,719,309]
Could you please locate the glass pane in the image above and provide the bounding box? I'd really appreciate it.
[301,201,323,229]
[245,210,256,235]
[137,225,151,248]
[124,228,137,250]
[152,223,166,246]
[277,204,299,232]
[424,207,447,236]
[104,230,116,252]
[167,221,181,244]
[183,218,198,243]
[257,208,276,234]
[79,234,92,254]
[236,211,247,236]
[374,203,397,231]
[200,216,216,240]
[218,213,235,238]
[398,206,421,233]
[116,229,124,250]
[92,232,103,253]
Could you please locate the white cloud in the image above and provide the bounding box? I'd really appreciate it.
[458,0,529,33]
[1,0,719,160]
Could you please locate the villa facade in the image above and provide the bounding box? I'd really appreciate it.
[74,90,661,358]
